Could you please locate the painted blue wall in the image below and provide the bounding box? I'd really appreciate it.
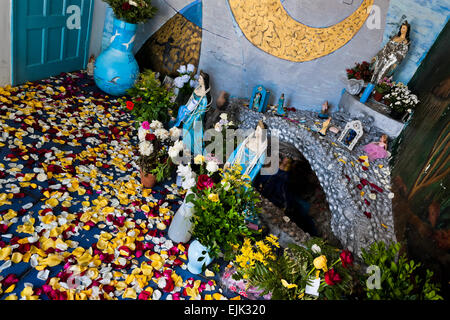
[382,0,450,84]
[101,0,449,111]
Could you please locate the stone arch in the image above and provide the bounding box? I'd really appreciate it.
[235,103,397,256]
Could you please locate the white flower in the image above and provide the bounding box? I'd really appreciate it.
[154,128,169,141]
[138,127,147,142]
[181,74,190,84]
[181,176,196,190]
[174,77,185,89]
[206,161,219,173]
[187,64,195,73]
[169,127,181,141]
[221,180,231,191]
[177,65,187,74]
[214,123,222,132]
[150,120,163,130]
[128,0,138,6]
[311,244,321,254]
[168,145,180,159]
[219,113,228,120]
[169,140,184,159]
[177,164,192,178]
[139,141,153,156]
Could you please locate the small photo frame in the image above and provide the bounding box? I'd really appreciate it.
[249,85,270,113]
[338,120,363,150]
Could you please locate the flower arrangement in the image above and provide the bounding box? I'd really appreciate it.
[102,0,157,24]
[173,153,221,191]
[346,61,373,83]
[185,164,260,260]
[173,64,198,112]
[383,82,419,116]
[137,120,180,183]
[232,237,355,300]
[374,77,393,94]
[122,70,175,126]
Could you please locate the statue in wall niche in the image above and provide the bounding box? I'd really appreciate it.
[360,21,411,103]
[253,92,262,111]
[362,134,389,161]
[225,120,268,182]
[170,70,212,155]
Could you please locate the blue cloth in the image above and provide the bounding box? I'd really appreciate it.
[226,141,266,182]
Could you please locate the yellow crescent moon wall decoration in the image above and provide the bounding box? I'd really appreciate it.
[228,0,374,62]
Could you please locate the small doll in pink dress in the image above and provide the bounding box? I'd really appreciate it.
[363,134,388,161]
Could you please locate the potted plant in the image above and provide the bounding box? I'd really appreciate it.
[167,151,221,244]
[94,0,157,95]
[136,120,178,188]
[185,164,259,274]
[383,82,419,120]
[122,70,176,126]
[373,77,393,102]
[231,237,356,300]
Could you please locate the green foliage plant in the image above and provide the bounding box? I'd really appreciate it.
[103,0,157,24]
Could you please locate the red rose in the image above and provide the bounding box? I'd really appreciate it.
[196,174,214,191]
[126,101,134,110]
[324,268,342,286]
[122,2,131,10]
[340,249,354,268]
[145,133,156,141]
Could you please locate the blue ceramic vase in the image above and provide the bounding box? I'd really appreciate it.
[94,17,139,96]
[187,240,213,275]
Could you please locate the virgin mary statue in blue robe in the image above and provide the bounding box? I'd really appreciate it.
[171,71,211,156]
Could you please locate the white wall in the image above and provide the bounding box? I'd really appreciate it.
[88,0,108,58]
[0,0,11,86]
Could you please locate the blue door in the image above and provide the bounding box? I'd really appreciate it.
[12,0,94,85]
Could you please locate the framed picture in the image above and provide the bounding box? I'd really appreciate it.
[338,120,364,150]
[249,85,270,113]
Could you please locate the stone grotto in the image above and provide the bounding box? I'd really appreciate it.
[0,0,448,305]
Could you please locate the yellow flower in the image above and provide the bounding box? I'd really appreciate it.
[313,255,328,272]
[194,154,205,165]
[281,279,298,289]
[207,193,219,202]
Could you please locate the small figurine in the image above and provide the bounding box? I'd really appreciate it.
[277,94,286,116]
[87,55,95,76]
[253,92,262,111]
[319,117,332,136]
[362,134,388,161]
[318,101,330,119]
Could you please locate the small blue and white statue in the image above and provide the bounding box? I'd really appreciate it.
[170,71,211,156]
[277,93,286,116]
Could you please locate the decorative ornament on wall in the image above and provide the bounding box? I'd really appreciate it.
[228,0,374,62]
